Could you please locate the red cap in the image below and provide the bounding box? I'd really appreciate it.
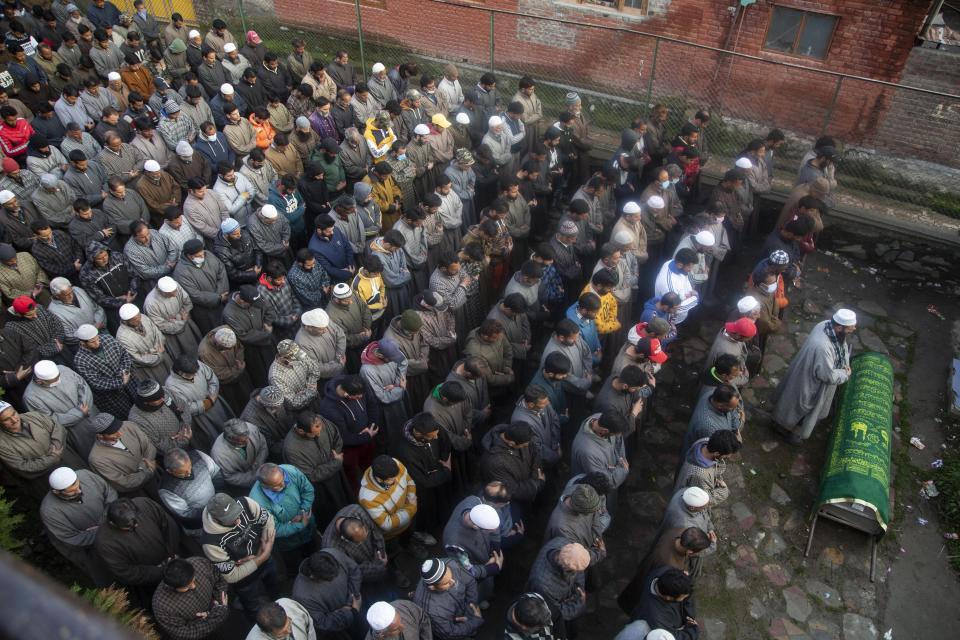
[1,157,19,174]
[725,317,757,338]
[12,295,35,315]
[637,337,668,364]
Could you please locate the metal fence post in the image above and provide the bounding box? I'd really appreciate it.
[821,76,843,136]
[354,0,367,81]
[489,11,495,72]
[645,37,660,107]
[238,0,248,33]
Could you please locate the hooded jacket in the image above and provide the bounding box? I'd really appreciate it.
[393,418,452,490]
[201,496,276,583]
[358,459,417,539]
[317,375,382,448]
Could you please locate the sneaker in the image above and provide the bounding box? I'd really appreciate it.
[411,531,437,546]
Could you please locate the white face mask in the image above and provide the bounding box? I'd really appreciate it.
[650,363,662,374]
[191,257,205,267]
[670,178,680,185]
[764,281,777,293]
[205,133,217,142]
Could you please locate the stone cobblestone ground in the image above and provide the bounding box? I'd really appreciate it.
[572,229,960,640]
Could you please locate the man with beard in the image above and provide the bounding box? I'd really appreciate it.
[88,413,159,498]
[283,411,352,529]
[124,221,178,293]
[116,303,173,383]
[173,239,230,335]
[213,217,262,288]
[102,178,150,244]
[144,276,202,362]
[158,447,223,535]
[40,466,116,585]
[414,557,483,639]
[127,378,192,455]
[165,355,234,452]
[71,323,135,417]
[184,179,228,243]
[772,309,856,444]
[198,325,253,415]
[135,160,181,228]
[23,359,100,460]
[325,283,372,372]
[295,308,346,385]
[240,385,294,461]
[0,398,74,496]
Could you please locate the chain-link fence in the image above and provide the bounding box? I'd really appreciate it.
[208,0,960,220]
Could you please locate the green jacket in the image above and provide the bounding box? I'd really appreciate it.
[249,464,316,551]
[310,152,347,193]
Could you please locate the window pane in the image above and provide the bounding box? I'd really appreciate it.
[765,7,804,52]
[623,0,645,9]
[797,13,838,58]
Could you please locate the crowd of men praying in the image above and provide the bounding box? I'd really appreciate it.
[0,3,852,640]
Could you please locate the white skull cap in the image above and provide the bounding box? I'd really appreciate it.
[49,467,78,490]
[366,602,396,631]
[157,276,178,292]
[737,296,759,313]
[34,360,59,381]
[119,303,140,320]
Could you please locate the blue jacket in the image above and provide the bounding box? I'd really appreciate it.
[308,227,355,282]
[564,304,600,362]
[640,297,678,346]
[210,93,249,130]
[249,464,315,552]
[268,185,306,238]
[195,132,235,173]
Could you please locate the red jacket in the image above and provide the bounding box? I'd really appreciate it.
[0,118,34,158]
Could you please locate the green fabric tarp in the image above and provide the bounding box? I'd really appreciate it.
[815,351,894,531]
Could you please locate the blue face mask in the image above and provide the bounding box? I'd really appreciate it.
[397,153,407,161]
[660,180,670,189]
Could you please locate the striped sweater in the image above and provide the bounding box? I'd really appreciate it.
[358,459,417,539]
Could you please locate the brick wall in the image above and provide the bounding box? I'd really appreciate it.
[271,0,936,144]
[874,47,960,166]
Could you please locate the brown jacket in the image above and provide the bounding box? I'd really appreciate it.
[0,413,66,479]
[87,421,158,493]
[136,172,183,219]
[198,328,247,384]
[264,143,304,179]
